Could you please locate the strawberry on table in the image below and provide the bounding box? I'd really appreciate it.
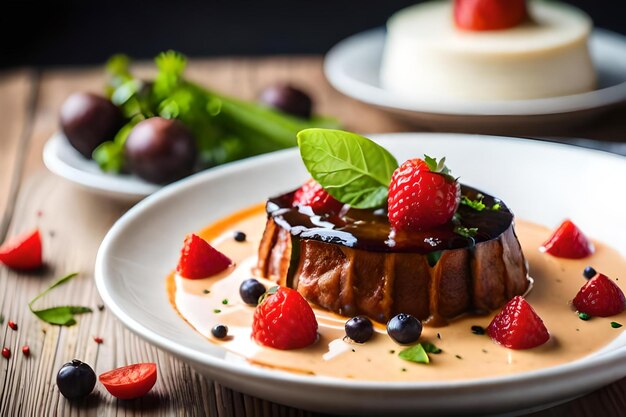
[293,178,343,214]
[176,234,232,279]
[541,219,594,259]
[454,0,528,31]
[0,229,43,270]
[487,296,550,350]
[252,286,318,350]
[387,155,460,231]
[573,273,625,317]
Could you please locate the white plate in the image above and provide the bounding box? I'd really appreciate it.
[324,28,626,134]
[43,133,160,202]
[95,133,626,416]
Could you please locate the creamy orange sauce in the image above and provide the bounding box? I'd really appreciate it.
[168,205,626,381]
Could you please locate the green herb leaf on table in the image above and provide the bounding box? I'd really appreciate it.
[28,273,92,326]
[297,129,399,209]
[398,344,430,364]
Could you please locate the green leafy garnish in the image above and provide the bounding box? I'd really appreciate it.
[222,299,229,305]
[28,273,92,326]
[421,342,442,354]
[454,226,478,238]
[461,196,486,211]
[424,155,452,177]
[578,312,591,321]
[610,321,622,328]
[398,344,430,364]
[213,309,221,314]
[297,129,399,209]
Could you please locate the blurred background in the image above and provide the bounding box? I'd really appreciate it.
[2,0,625,69]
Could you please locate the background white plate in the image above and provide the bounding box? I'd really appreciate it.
[95,133,626,415]
[43,133,159,202]
[324,29,626,135]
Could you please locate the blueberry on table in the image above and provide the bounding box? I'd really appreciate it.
[239,279,266,306]
[258,84,313,119]
[345,316,374,343]
[124,117,197,184]
[60,92,124,159]
[56,359,96,399]
[211,324,228,339]
[387,313,423,344]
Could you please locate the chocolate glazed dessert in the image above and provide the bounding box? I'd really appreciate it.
[257,185,529,325]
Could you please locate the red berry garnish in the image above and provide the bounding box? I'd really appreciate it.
[252,287,318,350]
[0,229,43,270]
[454,0,528,31]
[573,273,625,317]
[387,156,460,231]
[8,320,17,331]
[176,234,232,279]
[487,296,550,350]
[293,178,343,214]
[541,220,594,259]
[22,346,30,357]
[2,347,10,359]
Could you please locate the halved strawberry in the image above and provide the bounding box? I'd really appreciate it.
[252,286,318,350]
[573,273,625,317]
[0,229,43,270]
[176,234,232,279]
[540,220,593,259]
[454,0,528,31]
[293,178,343,214]
[487,296,550,350]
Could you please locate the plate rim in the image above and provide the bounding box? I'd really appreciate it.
[95,132,626,404]
[323,27,626,117]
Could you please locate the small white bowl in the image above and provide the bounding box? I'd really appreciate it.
[96,133,626,416]
[324,28,626,134]
[43,133,160,202]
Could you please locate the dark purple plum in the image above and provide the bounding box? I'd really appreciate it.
[60,92,124,159]
[124,117,197,184]
[259,84,313,119]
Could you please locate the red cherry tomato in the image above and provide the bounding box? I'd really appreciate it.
[0,229,43,270]
[99,363,157,400]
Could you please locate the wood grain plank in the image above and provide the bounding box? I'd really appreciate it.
[1,57,624,417]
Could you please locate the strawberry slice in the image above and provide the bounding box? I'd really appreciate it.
[487,296,550,350]
[454,0,528,31]
[0,229,43,270]
[293,178,343,214]
[540,220,593,259]
[573,273,625,317]
[252,286,318,350]
[176,234,232,279]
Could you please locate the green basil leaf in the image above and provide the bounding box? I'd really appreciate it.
[297,129,398,209]
[398,344,430,364]
[29,273,92,326]
[422,342,442,354]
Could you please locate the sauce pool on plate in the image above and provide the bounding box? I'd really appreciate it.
[167,204,626,381]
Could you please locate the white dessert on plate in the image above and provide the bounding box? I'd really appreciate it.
[381,1,596,101]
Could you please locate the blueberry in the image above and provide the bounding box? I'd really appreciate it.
[233,231,247,242]
[56,359,96,399]
[387,313,422,344]
[239,279,266,305]
[583,266,597,279]
[259,84,313,119]
[211,324,228,339]
[345,316,374,343]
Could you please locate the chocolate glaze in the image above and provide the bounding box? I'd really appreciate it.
[266,185,513,254]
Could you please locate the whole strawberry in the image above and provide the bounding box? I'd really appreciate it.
[293,178,343,214]
[487,296,550,350]
[541,219,594,259]
[176,234,232,279]
[573,273,625,317]
[387,156,460,231]
[252,286,318,350]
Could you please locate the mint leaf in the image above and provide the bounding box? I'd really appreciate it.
[29,273,92,326]
[297,129,398,209]
[422,342,442,354]
[398,344,430,364]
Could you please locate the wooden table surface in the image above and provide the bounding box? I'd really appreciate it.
[0,57,625,417]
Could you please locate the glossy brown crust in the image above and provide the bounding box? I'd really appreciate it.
[257,217,529,325]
